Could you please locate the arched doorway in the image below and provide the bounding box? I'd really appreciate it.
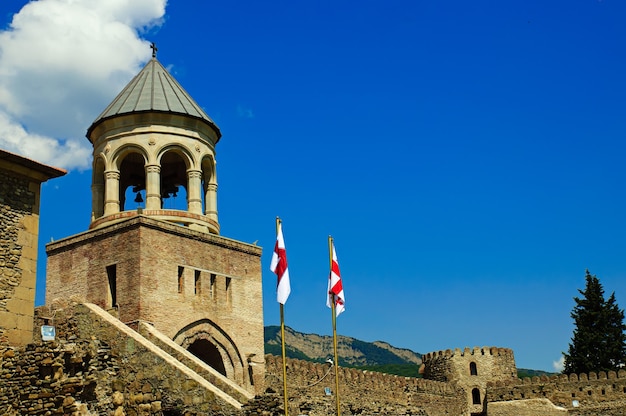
[173,320,246,386]
[187,339,226,376]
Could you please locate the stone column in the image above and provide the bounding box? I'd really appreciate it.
[145,164,161,210]
[205,182,218,223]
[103,170,120,216]
[187,169,203,215]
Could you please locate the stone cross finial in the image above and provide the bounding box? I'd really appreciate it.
[150,42,158,58]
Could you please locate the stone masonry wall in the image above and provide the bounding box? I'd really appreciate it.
[421,346,517,414]
[487,370,626,415]
[0,169,38,346]
[5,301,626,416]
[1,302,242,415]
[46,216,265,394]
[256,355,468,416]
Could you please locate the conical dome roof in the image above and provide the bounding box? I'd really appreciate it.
[87,57,220,139]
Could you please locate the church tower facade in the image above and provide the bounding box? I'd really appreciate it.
[46,51,264,393]
[87,52,220,234]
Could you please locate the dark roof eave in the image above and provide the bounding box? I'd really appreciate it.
[0,148,67,180]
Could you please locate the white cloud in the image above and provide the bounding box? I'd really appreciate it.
[553,355,565,372]
[0,0,167,170]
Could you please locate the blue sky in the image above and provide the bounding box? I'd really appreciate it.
[2,0,626,372]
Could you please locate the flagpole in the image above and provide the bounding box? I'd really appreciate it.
[280,303,289,416]
[277,217,289,416]
[329,236,341,416]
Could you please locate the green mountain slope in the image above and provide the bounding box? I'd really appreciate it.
[264,326,557,379]
[264,326,422,377]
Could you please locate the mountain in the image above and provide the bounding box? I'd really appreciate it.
[264,326,558,379]
[264,326,422,377]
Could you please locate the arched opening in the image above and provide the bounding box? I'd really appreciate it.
[160,150,189,211]
[472,388,481,405]
[187,339,226,376]
[200,156,215,214]
[470,361,478,376]
[92,157,105,219]
[119,151,146,211]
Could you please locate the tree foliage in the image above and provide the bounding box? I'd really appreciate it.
[563,270,626,374]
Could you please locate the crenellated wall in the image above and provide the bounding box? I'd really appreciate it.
[261,354,468,416]
[421,346,518,414]
[487,370,626,415]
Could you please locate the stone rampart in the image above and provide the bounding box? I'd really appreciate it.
[261,354,468,416]
[422,346,516,383]
[487,369,626,415]
[0,302,242,415]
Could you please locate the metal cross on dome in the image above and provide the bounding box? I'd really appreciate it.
[150,42,158,58]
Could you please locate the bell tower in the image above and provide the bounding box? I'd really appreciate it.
[87,45,220,234]
[46,47,265,393]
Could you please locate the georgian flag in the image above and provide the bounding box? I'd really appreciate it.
[270,222,291,304]
[326,241,345,316]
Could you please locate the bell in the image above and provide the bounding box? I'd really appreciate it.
[134,192,144,203]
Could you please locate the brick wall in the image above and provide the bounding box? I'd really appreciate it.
[46,215,265,394]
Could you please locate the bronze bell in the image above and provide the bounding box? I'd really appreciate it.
[134,192,144,203]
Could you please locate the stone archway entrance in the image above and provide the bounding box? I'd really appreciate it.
[173,320,247,388]
[187,338,226,376]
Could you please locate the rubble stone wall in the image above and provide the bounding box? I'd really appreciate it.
[0,169,39,347]
[1,302,242,415]
[259,355,468,416]
[487,370,626,415]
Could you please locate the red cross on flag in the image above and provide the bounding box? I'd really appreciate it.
[326,241,345,316]
[270,222,291,304]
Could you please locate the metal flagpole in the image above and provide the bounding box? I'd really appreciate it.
[277,217,289,416]
[329,236,341,416]
[280,303,289,416]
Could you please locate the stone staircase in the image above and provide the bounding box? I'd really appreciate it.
[83,302,250,410]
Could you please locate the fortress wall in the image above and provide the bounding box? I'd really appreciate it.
[421,346,516,383]
[263,355,468,416]
[0,303,242,415]
[487,370,626,414]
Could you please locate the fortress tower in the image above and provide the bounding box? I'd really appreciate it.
[421,346,518,415]
[45,51,264,393]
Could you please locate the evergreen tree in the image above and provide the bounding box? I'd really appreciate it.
[563,270,626,374]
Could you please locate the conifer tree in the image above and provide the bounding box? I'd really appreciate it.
[563,270,626,374]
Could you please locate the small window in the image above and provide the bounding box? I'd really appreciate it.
[178,266,184,293]
[194,270,201,295]
[472,388,481,405]
[210,274,216,299]
[225,277,232,304]
[469,362,478,376]
[106,264,117,308]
